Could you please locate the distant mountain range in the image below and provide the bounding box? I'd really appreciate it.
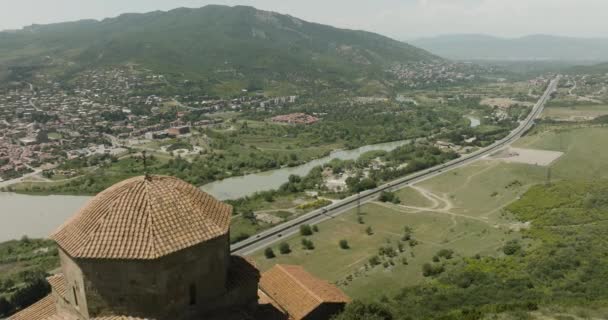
[412,34,608,62]
[0,5,436,87]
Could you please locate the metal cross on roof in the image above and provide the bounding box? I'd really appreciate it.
[142,151,151,180]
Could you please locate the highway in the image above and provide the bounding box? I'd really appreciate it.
[231,76,560,256]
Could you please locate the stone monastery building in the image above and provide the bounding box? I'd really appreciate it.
[10,175,349,320]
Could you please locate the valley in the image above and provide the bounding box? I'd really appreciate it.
[2,3,608,320]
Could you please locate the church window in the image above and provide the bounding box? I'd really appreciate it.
[189,284,197,306]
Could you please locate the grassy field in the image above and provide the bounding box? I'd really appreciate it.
[542,104,608,121]
[252,201,519,299]
[515,125,608,180]
[250,124,608,300]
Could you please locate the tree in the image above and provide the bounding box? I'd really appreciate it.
[279,242,291,254]
[397,242,405,253]
[366,226,374,235]
[0,296,12,317]
[333,300,394,320]
[312,225,319,232]
[339,240,350,249]
[232,233,250,243]
[503,240,522,255]
[300,224,313,236]
[1,279,15,291]
[9,278,50,313]
[435,249,454,260]
[422,263,444,277]
[357,216,365,224]
[242,210,256,224]
[379,191,400,204]
[302,238,315,250]
[402,226,413,241]
[263,192,275,202]
[20,235,31,244]
[264,247,275,259]
[369,256,381,266]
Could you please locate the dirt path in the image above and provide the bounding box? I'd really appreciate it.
[569,80,577,96]
[451,161,500,193]
[375,199,503,230]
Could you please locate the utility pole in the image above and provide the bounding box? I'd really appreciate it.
[142,151,151,180]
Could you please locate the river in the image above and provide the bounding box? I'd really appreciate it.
[201,139,412,200]
[1,139,413,241]
[0,192,91,242]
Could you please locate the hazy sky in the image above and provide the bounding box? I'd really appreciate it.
[1,0,607,39]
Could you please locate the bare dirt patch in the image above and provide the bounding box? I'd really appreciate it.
[489,147,563,166]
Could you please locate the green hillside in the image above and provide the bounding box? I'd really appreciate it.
[0,5,436,86]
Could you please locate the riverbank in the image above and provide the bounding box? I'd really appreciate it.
[5,138,417,199]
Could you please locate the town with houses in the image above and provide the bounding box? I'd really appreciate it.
[0,66,301,182]
[0,61,517,183]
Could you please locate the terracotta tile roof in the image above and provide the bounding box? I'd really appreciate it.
[255,290,289,320]
[8,294,58,320]
[51,175,232,260]
[47,274,67,299]
[259,265,350,320]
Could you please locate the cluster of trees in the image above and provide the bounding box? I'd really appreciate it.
[0,238,57,318]
[378,192,400,204]
[245,100,467,150]
[334,180,608,319]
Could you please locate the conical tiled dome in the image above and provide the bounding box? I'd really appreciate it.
[51,175,232,260]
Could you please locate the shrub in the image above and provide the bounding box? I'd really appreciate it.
[379,246,397,258]
[312,225,319,232]
[366,226,374,235]
[264,247,275,259]
[339,240,350,249]
[232,233,250,244]
[302,239,315,250]
[297,199,332,210]
[379,191,401,204]
[0,296,12,317]
[436,249,454,260]
[369,256,381,266]
[332,300,394,320]
[422,263,445,277]
[503,240,522,255]
[300,224,313,236]
[402,226,413,241]
[397,242,405,252]
[279,242,291,254]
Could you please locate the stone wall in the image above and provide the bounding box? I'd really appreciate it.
[59,234,230,319]
[58,248,90,319]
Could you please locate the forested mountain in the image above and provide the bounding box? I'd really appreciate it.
[0,5,436,84]
[413,34,608,62]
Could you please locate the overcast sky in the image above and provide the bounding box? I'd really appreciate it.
[1,0,607,39]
